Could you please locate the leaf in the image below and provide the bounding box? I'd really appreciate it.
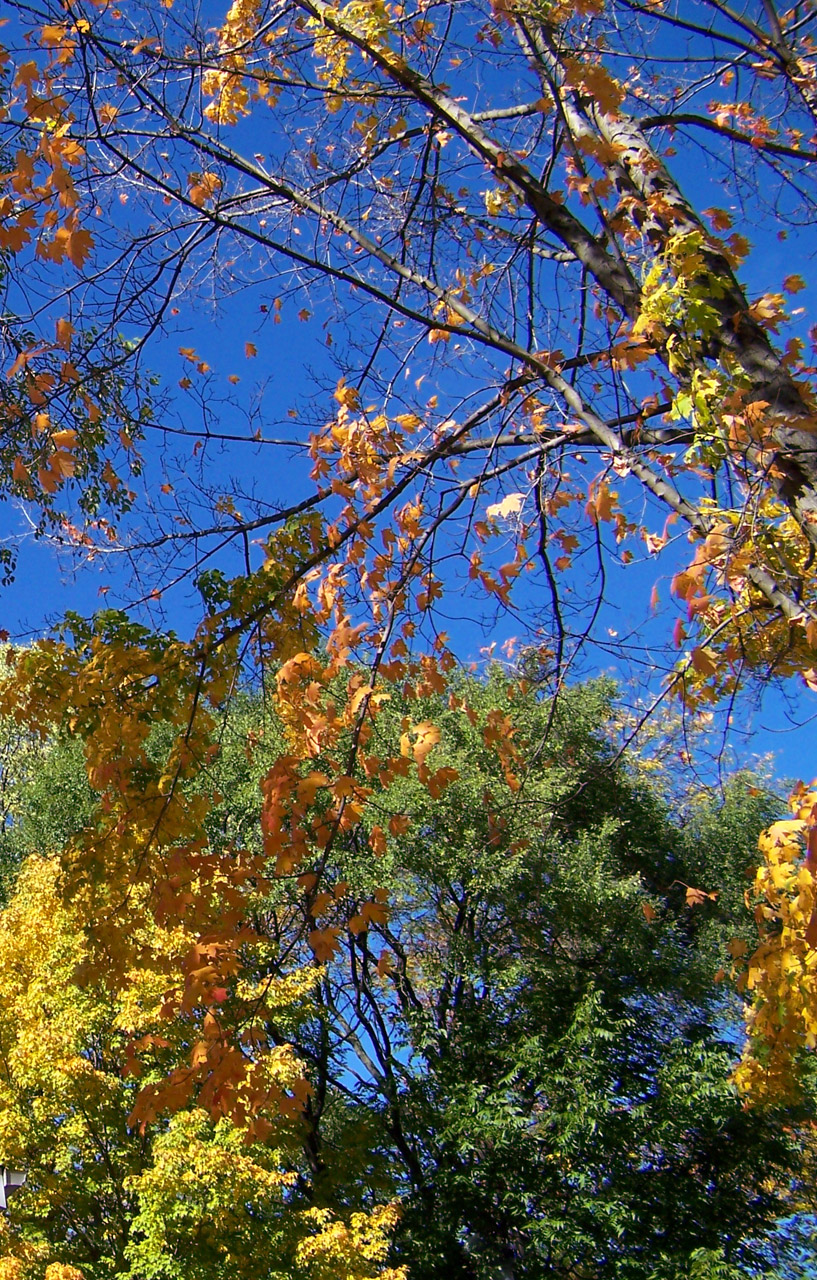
[563,58,624,113]
[51,428,77,450]
[52,224,94,268]
[369,825,387,855]
[585,481,617,524]
[412,721,440,766]
[296,770,330,806]
[486,492,525,520]
[308,926,342,961]
[690,646,717,678]
[188,171,222,207]
[55,317,75,349]
[684,884,718,907]
[704,207,732,231]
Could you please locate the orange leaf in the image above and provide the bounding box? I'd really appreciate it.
[309,926,342,961]
[369,824,387,855]
[53,224,94,268]
[38,465,60,493]
[585,480,617,524]
[188,171,221,207]
[55,318,74,349]
[50,428,76,450]
[410,720,440,767]
[685,884,718,907]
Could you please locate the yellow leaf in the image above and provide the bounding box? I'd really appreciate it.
[486,492,525,520]
[334,379,359,409]
[408,720,440,767]
[690,646,717,678]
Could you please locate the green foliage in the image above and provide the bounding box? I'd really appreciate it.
[324,677,799,1279]
[123,1113,295,1280]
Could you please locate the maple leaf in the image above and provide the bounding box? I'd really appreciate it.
[309,925,342,961]
[51,223,94,268]
[585,481,617,524]
[703,207,732,231]
[683,884,718,907]
[50,428,76,450]
[55,317,75,349]
[188,171,222,207]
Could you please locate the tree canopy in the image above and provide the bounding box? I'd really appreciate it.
[2,0,817,704]
[0,675,812,1278]
[1,0,817,1258]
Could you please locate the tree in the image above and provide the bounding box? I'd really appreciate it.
[1,0,817,1111]
[0,673,811,1278]
[297,674,812,1278]
[0,802,405,1279]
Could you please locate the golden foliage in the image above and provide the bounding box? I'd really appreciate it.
[735,784,817,1101]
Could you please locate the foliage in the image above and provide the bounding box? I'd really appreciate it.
[0,0,816,1177]
[305,676,806,1278]
[733,782,817,1105]
[0,852,405,1280]
[0,672,810,1277]
[2,0,817,696]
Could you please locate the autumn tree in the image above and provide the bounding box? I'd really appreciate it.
[0,754,406,1280]
[1,0,817,1119]
[2,0,817,691]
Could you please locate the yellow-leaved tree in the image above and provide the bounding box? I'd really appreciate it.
[0,850,404,1280]
[735,784,817,1102]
